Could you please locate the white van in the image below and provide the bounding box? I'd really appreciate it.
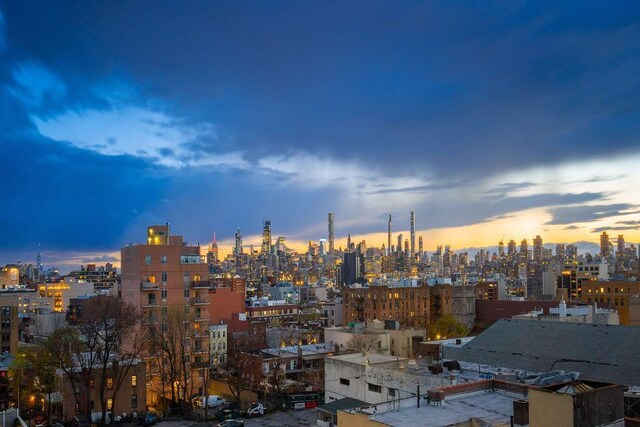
[204,395,226,408]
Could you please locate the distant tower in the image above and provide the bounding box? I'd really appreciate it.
[410,211,415,257]
[262,220,272,255]
[387,214,392,256]
[347,233,352,252]
[234,229,243,256]
[208,231,219,263]
[533,235,543,263]
[498,241,504,257]
[36,244,43,273]
[418,236,423,255]
[397,234,403,254]
[328,213,335,255]
[600,232,611,258]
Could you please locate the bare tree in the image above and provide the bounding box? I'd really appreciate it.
[80,295,142,427]
[345,334,379,355]
[225,356,252,404]
[148,307,200,416]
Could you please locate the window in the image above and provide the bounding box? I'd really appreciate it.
[107,377,113,390]
[161,289,167,300]
[131,375,137,387]
[107,399,113,411]
[184,289,190,298]
[388,388,396,397]
[161,272,167,283]
[340,378,350,386]
[145,255,152,265]
[368,383,382,393]
[89,379,94,388]
[131,394,138,409]
[161,255,167,264]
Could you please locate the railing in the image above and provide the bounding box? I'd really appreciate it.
[141,281,160,290]
[191,297,209,305]
[191,281,210,289]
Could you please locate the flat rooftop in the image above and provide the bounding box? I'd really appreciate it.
[262,343,334,357]
[328,353,408,367]
[369,389,520,427]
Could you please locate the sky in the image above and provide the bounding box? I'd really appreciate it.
[1,1,640,270]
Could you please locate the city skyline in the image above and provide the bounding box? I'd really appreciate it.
[1,2,640,268]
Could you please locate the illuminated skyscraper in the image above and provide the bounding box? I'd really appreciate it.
[617,234,625,256]
[410,211,415,257]
[533,235,543,263]
[600,232,611,258]
[387,214,392,256]
[520,239,529,261]
[262,220,272,255]
[328,213,335,255]
[397,234,403,254]
[556,244,565,260]
[498,241,505,257]
[507,240,517,257]
[418,236,423,255]
[36,244,43,274]
[234,229,243,256]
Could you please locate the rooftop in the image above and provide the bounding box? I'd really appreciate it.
[328,352,408,367]
[369,389,520,427]
[444,319,640,386]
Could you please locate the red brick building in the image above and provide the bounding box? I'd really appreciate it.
[209,287,245,325]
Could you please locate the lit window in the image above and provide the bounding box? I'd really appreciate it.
[131,375,137,387]
[107,399,113,411]
[107,377,113,390]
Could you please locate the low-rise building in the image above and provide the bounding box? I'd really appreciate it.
[60,357,146,423]
[325,320,426,358]
[324,353,456,405]
[209,323,228,367]
[581,280,640,325]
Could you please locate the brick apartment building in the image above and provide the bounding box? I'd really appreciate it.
[343,284,475,329]
[121,225,211,406]
[61,358,146,422]
[581,280,640,325]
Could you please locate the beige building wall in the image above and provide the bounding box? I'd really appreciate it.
[528,388,573,427]
[337,410,390,427]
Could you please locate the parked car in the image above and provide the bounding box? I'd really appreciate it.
[216,408,241,422]
[193,394,226,408]
[217,420,245,427]
[244,402,266,418]
[137,412,157,426]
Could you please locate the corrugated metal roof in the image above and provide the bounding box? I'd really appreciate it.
[443,319,640,386]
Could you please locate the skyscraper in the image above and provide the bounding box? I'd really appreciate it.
[498,241,505,257]
[234,228,243,257]
[328,213,335,255]
[617,234,625,256]
[397,234,403,254]
[520,239,529,261]
[387,214,392,256]
[556,244,565,260]
[418,236,423,255]
[410,211,415,257]
[36,244,43,274]
[262,220,272,255]
[600,232,611,258]
[533,235,543,263]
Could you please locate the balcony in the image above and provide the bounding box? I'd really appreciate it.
[194,316,208,322]
[191,281,210,289]
[191,297,209,305]
[141,281,159,290]
[142,300,159,308]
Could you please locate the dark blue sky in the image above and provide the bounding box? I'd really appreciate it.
[1,1,640,268]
